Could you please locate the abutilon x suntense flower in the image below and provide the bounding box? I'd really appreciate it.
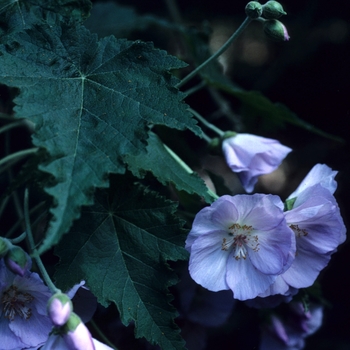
[186,194,296,301]
[222,133,291,193]
[0,259,52,350]
[263,164,346,296]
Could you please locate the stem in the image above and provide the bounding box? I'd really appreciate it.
[0,147,38,169]
[9,231,27,244]
[89,319,118,350]
[24,188,59,294]
[176,16,252,88]
[183,81,207,96]
[188,108,225,137]
[163,143,219,201]
[0,120,25,135]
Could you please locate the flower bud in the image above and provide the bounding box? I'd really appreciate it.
[62,312,95,350]
[4,245,31,276]
[263,19,290,41]
[262,1,287,19]
[0,237,11,258]
[245,1,263,19]
[48,293,73,326]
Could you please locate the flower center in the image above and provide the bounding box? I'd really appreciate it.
[222,223,259,260]
[290,224,308,237]
[1,285,34,321]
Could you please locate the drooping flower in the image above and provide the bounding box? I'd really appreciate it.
[0,259,52,350]
[278,164,346,290]
[186,194,296,300]
[222,133,291,192]
[260,302,323,350]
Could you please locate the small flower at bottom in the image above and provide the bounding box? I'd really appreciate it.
[0,259,52,349]
[186,194,296,300]
[222,133,291,193]
[42,313,113,350]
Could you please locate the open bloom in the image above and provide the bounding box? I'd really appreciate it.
[186,194,295,300]
[0,259,52,349]
[222,133,291,192]
[267,164,346,294]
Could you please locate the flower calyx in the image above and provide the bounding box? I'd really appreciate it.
[4,245,31,276]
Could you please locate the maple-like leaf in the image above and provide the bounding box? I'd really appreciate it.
[0,15,200,254]
[54,181,188,350]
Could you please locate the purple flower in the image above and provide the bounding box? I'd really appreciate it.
[260,302,323,350]
[279,165,346,290]
[0,259,52,349]
[222,133,291,192]
[186,194,296,300]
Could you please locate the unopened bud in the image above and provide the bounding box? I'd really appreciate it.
[245,1,263,19]
[263,19,290,41]
[0,237,11,258]
[5,246,31,276]
[262,1,287,19]
[48,293,73,326]
[62,313,95,350]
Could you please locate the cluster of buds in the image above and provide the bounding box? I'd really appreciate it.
[245,1,290,41]
[0,236,31,276]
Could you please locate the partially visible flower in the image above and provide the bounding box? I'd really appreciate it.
[42,282,111,350]
[48,293,73,326]
[260,302,323,350]
[278,164,346,291]
[222,133,291,193]
[0,259,52,349]
[42,312,113,350]
[4,245,32,277]
[186,194,295,300]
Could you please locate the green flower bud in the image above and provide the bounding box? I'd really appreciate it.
[245,1,263,19]
[0,237,11,258]
[263,19,290,42]
[5,245,31,276]
[262,1,287,19]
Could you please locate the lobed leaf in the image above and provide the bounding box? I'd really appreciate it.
[54,181,188,350]
[0,16,199,254]
[126,131,215,204]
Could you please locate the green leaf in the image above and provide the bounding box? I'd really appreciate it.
[0,0,91,37]
[0,17,199,254]
[54,180,188,350]
[126,131,214,203]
